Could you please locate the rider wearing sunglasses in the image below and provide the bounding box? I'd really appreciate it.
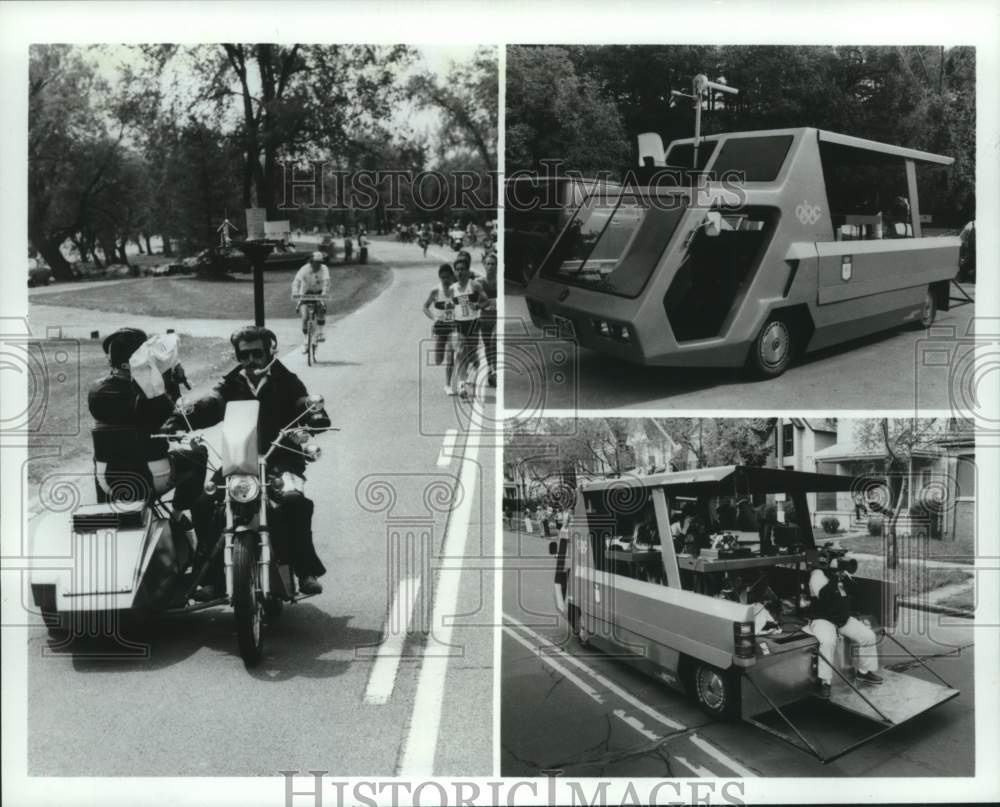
[167,326,332,597]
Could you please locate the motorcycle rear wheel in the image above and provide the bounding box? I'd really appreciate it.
[233,534,265,667]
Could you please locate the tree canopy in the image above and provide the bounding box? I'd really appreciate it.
[506,45,975,222]
[28,44,493,278]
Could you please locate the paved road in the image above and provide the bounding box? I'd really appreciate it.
[501,528,975,778]
[503,287,976,411]
[23,236,495,776]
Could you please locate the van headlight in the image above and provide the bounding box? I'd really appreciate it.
[227,474,261,503]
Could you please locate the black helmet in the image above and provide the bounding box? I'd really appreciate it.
[102,327,148,367]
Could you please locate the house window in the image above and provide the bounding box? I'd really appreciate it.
[782,424,795,457]
[955,455,975,500]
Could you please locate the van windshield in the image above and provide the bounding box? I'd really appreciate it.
[540,193,689,298]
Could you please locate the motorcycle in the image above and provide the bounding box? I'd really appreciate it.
[29,394,335,668]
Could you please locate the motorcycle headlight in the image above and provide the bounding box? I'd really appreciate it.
[227,474,261,503]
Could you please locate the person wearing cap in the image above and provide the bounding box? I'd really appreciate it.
[165,325,331,597]
[292,252,331,353]
[88,327,206,525]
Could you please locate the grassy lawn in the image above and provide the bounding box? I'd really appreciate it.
[833,533,976,565]
[34,263,391,321]
[26,335,236,488]
[853,557,973,600]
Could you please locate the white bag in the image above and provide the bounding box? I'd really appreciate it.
[130,333,180,398]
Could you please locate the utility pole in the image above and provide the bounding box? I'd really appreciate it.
[671,74,739,169]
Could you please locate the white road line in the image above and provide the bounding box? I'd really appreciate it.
[689,732,758,778]
[674,755,718,777]
[612,709,661,742]
[363,575,423,705]
[436,429,458,467]
[398,426,481,776]
[503,626,604,704]
[504,614,686,731]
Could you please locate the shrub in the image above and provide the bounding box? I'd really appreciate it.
[867,515,883,536]
[820,516,840,534]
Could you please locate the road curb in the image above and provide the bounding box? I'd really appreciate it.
[899,599,975,620]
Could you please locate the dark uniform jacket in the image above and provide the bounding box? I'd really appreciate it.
[165,360,330,477]
[88,370,174,467]
[810,573,853,628]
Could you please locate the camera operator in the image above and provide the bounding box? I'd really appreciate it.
[802,551,883,699]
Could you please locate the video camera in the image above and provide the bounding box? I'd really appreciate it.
[812,542,859,576]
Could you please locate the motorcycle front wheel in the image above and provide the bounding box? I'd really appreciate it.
[232,533,264,667]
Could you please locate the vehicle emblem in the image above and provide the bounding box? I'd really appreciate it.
[558,288,570,302]
[841,255,853,282]
[795,200,822,226]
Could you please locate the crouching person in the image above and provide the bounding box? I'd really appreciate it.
[803,559,883,699]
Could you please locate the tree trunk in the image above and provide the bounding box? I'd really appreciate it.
[144,234,153,255]
[36,237,75,281]
[885,474,907,571]
[160,233,173,257]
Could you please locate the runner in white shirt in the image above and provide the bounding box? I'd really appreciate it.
[292,251,331,353]
[422,263,458,394]
[450,257,487,399]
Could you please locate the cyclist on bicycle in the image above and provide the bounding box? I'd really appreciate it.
[292,251,330,353]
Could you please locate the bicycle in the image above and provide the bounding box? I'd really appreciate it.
[295,295,329,366]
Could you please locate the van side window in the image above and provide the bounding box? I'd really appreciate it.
[584,491,664,584]
[819,142,914,240]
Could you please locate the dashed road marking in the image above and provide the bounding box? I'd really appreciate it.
[504,614,686,730]
[504,626,604,704]
[612,709,661,741]
[675,755,717,777]
[363,575,423,705]
[436,429,458,467]
[689,732,758,778]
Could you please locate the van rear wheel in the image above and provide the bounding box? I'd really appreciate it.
[748,317,793,378]
[691,662,741,719]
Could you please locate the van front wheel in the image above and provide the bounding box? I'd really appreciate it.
[692,662,741,719]
[748,318,793,378]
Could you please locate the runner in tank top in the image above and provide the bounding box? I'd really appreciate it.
[450,256,487,400]
[423,263,459,395]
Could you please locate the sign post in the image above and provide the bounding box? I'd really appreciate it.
[231,209,277,327]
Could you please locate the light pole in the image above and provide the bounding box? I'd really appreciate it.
[670,73,739,169]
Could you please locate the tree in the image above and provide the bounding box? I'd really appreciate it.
[28,45,125,279]
[175,44,414,216]
[505,46,630,177]
[409,47,498,171]
[655,418,772,469]
[855,418,945,568]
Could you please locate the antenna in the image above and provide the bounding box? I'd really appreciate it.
[671,73,739,169]
[216,208,239,247]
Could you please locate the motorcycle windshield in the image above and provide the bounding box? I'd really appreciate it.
[221,400,260,476]
[539,191,689,298]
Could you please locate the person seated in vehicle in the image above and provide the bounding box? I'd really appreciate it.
[631,505,660,551]
[88,327,206,522]
[802,556,883,699]
[166,326,331,597]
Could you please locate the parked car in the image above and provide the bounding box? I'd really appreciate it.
[27,257,53,287]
